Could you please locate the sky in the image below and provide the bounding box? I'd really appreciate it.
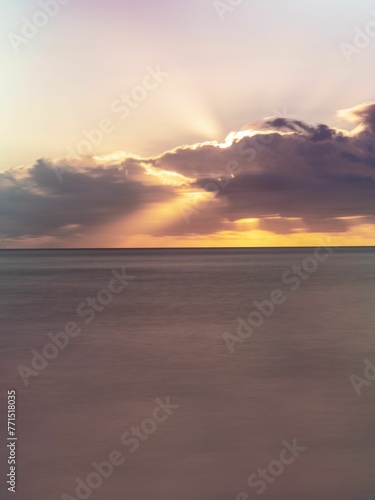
[1,0,375,247]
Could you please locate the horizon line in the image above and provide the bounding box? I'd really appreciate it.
[0,246,374,251]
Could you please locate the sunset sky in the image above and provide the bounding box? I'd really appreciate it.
[1,0,375,247]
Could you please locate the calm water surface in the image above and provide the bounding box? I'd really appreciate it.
[1,249,375,500]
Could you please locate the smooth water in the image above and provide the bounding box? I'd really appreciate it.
[1,248,375,500]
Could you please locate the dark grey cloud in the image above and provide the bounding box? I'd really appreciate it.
[1,102,375,244]
[148,102,375,235]
[0,158,175,241]
[264,118,337,142]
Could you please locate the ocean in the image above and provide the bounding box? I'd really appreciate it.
[1,248,375,500]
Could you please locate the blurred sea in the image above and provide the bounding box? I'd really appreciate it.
[1,248,375,500]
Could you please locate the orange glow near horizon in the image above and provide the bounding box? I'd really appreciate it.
[119,223,375,249]
[3,223,375,249]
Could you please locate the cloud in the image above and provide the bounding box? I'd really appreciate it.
[338,102,375,134]
[1,103,375,246]
[0,157,177,243]
[148,103,375,235]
